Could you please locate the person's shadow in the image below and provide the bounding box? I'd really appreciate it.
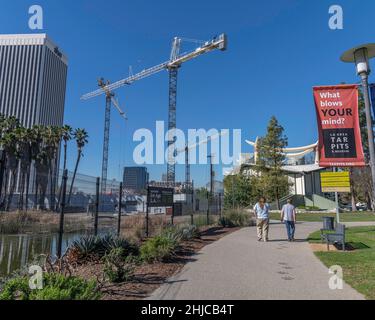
[267,239,307,243]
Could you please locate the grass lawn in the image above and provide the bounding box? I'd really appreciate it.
[309,226,375,300]
[270,211,375,222]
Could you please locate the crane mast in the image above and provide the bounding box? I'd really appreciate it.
[97,78,127,195]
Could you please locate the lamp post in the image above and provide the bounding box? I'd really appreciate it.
[341,44,375,210]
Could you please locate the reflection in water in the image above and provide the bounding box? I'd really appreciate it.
[0,233,85,277]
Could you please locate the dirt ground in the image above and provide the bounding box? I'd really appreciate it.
[72,226,240,300]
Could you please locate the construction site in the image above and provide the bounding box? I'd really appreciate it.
[76,33,229,217]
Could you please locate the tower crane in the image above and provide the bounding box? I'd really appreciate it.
[175,131,228,190]
[81,34,227,185]
[97,78,127,195]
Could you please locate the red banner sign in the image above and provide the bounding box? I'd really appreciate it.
[314,84,365,167]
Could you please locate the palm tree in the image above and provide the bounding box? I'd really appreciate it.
[61,125,72,172]
[0,114,7,206]
[32,125,47,210]
[44,126,62,210]
[67,129,89,204]
[56,125,72,210]
[23,128,34,211]
[35,149,49,210]
[15,127,31,210]
[0,116,20,211]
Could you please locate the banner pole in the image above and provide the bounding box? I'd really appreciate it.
[360,74,375,211]
[333,167,340,224]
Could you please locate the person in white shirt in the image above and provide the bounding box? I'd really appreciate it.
[281,199,297,242]
[253,197,270,242]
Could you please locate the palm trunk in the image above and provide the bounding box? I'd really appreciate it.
[67,151,81,205]
[0,154,7,210]
[57,142,67,210]
[35,166,39,210]
[18,170,25,210]
[0,152,6,206]
[25,165,30,212]
[49,161,54,211]
[53,153,59,211]
[6,169,17,211]
[2,168,9,210]
[63,142,67,172]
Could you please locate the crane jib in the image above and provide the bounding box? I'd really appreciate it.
[81,33,227,100]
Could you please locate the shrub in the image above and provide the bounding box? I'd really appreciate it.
[140,234,179,263]
[218,210,251,228]
[101,234,139,256]
[193,215,210,228]
[0,273,101,300]
[218,216,237,228]
[71,235,101,258]
[160,226,184,244]
[102,248,135,283]
[179,225,200,240]
[0,212,35,234]
[69,234,139,261]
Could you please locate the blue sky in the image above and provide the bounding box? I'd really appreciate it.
[1,0,375,187]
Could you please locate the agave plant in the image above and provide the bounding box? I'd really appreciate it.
[70,234,139,260]
[101,234,139,257]
[180,225,200,240]
[71,235,101,257]
[160,227,184,245]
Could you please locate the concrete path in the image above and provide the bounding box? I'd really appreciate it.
[149,221,365,300]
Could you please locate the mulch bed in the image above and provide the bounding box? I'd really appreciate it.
[72,226,240,300]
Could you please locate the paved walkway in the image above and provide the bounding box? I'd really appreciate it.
[149,221,366,300]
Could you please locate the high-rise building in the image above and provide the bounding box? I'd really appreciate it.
[0,34,68,127]
[0,34,68,200]
[123,167,149,191]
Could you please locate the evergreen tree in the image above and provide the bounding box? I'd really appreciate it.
[256,116,290,209]
[223,174,258,209]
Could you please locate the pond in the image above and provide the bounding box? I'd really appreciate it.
[0,231,109,277]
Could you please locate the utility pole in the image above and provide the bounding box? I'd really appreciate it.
[208,155,215,222]
[57,170,68,258]
[117,182,123,237]
[341,44,375,211]
[232,174,235,209]
[94,177,100,236]
[191,180,194,225]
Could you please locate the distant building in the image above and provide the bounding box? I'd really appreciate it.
[123,167,149,191]
[0,34,68,127]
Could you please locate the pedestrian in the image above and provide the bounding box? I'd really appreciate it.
[253,197,270,242]
[281,199,297,242]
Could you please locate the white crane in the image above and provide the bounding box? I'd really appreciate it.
[175,131,228,190]
[97,78,127,195]
[81,34,227,185]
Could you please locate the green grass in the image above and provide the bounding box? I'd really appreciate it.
[308,226,375,300]
[270,211,375,222]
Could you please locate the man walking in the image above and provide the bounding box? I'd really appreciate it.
[281,199,297,242]
[254,197,270,242]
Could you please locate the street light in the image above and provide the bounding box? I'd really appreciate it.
[341,44,375,210]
